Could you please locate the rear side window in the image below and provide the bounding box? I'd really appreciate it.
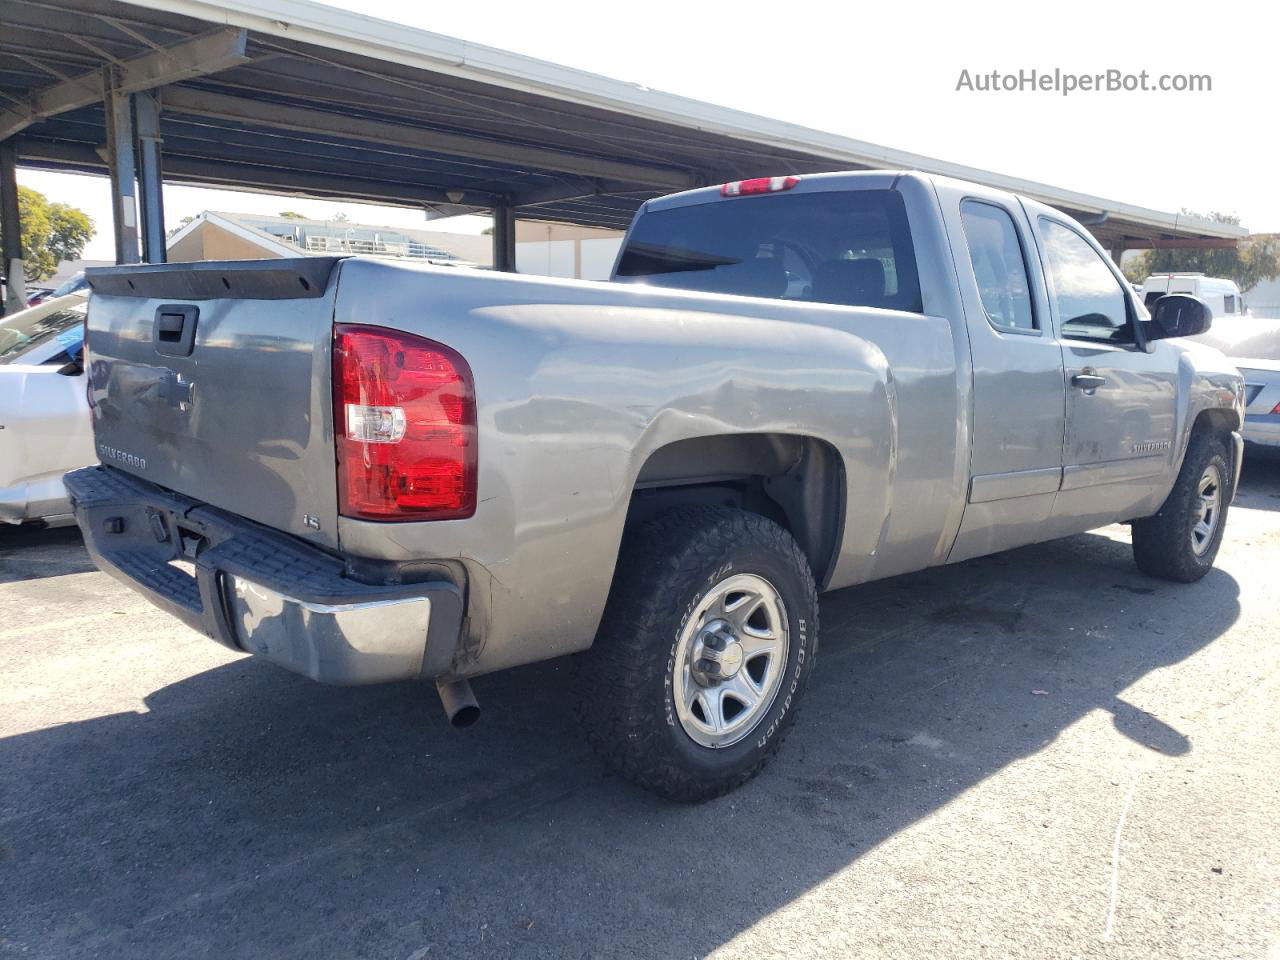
[959,200,1035,331]
[615,189,923,313]
[1039,219,1133,343]
[1224,294,1236,314]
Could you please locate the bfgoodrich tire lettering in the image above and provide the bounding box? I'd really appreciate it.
[580,506,819,802]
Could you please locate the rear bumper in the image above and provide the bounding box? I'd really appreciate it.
[64,465,464,684]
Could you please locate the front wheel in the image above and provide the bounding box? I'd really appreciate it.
[580,506,819,802]
[1131,430,1232,582]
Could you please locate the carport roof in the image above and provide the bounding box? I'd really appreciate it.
[1,0,1247,246]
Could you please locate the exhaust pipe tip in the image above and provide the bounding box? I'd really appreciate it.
[436,678,480,728]
[450,704,480,728]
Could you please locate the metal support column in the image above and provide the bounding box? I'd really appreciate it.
[0,139,24,315]
[492,203,516,273]
[134,90,166,263]
[103,70,140,265]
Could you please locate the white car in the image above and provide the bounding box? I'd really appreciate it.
[1140,275,1279,450]
[1188,314,1280,451]
[0,292,95,525]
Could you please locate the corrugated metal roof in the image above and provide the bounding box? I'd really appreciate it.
[1,0,1246,246]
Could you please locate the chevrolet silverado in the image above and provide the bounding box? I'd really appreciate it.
[66,171,1244,801]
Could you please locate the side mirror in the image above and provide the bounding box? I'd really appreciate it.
[1146,294,1212,340]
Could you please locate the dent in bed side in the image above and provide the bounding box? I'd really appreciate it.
[622,324,894,590]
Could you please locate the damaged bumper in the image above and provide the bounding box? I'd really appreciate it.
[64,465,463,684]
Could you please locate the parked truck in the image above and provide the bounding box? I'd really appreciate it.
[66,171,1244,801]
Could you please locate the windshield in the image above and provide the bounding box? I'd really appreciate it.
[614,189,922,313]
[0,304,87,364]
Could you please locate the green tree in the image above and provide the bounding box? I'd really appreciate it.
[166,214,195,238]
[1123,211,1280,293]
[278,210,306,219]
[14,186,94,282]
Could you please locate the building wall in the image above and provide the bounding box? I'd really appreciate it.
[515,220,623,280]
[45,259,112,286]
[1246,277,1280,318]
[228,213,495,265]
[164,214,625,281]
[516,239,574,277]
[579,237,623,280]
[168,222,286,263]
[421,232,490,263]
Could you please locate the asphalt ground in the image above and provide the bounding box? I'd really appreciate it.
[2,457,1278,959]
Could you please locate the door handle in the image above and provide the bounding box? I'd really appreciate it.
[1071,371,1107,392]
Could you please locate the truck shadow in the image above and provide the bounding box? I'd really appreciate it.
[0,526,1243,959]
[0,523,95,583]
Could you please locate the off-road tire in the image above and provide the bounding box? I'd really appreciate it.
[1131,430,1232,582]
[579,506,819,802]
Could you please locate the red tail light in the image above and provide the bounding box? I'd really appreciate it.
[333,324,476,520]
[720,176,800,197]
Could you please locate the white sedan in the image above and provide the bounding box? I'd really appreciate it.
[0,292,94,525]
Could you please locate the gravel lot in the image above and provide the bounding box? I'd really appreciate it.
[3,458,1278,960]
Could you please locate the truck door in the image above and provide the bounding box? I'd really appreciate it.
[939,187,1068,563]
[1030,213,1179,531]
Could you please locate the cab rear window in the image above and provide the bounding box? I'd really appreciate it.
[615,189,923,313]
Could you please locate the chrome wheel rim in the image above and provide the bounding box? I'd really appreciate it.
[1191,463,1223,556]
[672,573,789,749]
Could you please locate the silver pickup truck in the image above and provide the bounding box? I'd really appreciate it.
[67,171,1244,801]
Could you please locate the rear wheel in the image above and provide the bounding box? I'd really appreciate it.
[1131,430,1231,582]
[580,506,819,802]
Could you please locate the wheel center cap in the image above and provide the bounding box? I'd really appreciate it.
[693,620,744,682]
[717,641,744,678]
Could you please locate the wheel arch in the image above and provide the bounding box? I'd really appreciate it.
[1190,406,1241,439]
[626,433,846,589]
[1189,406,1243,492]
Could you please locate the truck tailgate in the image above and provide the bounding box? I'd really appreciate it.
[84,259,344,549]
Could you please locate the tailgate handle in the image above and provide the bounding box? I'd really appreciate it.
[154,304,199,357]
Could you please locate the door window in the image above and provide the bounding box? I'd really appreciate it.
[960,200,1036,331]
[1039,219,1133,343]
